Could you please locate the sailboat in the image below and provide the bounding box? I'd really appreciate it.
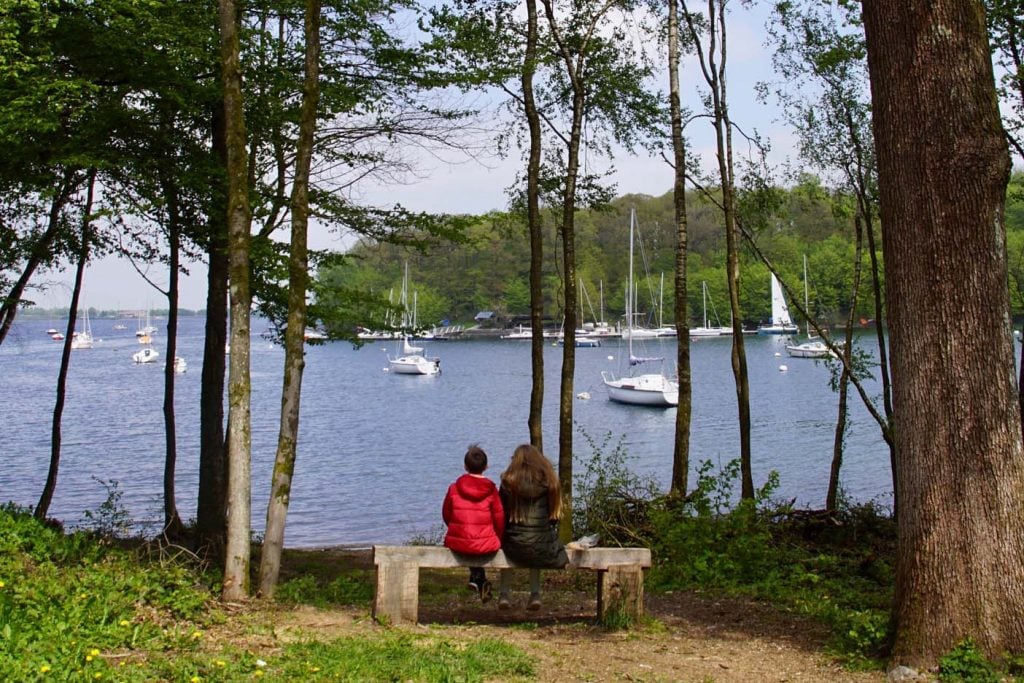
[601,210,679,407]
[689,281,729,338]
[136,309,156,343]
[757,271,798,334]
[786,256,838,359]
[70,308,94,349]
[387,263,441,376]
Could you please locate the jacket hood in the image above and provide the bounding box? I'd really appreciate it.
[454,474,496,502]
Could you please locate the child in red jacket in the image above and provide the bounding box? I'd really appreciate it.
[442,444,505,602]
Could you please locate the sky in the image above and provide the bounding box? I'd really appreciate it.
[55,3,793,312]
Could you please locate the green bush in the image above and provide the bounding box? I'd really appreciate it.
[938,639,1000,683]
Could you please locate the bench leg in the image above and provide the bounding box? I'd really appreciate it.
[373,560,419,624]
[597,564,644,626]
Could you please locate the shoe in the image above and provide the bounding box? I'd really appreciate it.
[468,580,480,593]
[498,596,511,610]
[527,594,541,611]
[480,580,492,604]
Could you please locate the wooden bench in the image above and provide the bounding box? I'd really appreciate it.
[372,545,652,625]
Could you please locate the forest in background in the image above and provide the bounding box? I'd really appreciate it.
[320,172,1024,331]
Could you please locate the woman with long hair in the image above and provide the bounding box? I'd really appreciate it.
[498,444,568,610]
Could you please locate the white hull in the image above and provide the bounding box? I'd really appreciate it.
[689,326,728,338]
[602,371,678,407]
[758,324,798,335]
[71,333,94,349]
[173,356,187,373]
[786,340,839,359]
[389,355,441,375]
[133,347,159,364]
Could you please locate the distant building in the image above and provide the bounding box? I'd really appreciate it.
[474,311,497,327]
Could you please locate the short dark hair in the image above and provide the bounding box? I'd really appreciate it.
[464,444,488,474]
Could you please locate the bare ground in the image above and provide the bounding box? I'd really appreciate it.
[219,548,885,683]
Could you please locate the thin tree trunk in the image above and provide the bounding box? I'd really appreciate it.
[827,214,866,512]
[524,0,544,452]
[0,169,79,347]
[258,0,321,599]
[668,0,691,495]
[36,169,95,519]
[219,0,254,602]
[862,0,1024,665]
[197,104,230,559]
[161,170,184,538]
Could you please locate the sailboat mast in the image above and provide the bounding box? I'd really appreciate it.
[628,209,635,355]
[803,254,809,337]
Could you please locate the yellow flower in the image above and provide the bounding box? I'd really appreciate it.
[190,630,203,640]
[86,655,94,662]
[119,620,131,627]
[253,672,264,678]
[309,666,321,673]
[90,649,100,657]
[215,660,226,667]
[39,664,51,673]
[0,580,5,588]
[190,677,201,683]
[93,674,102,680]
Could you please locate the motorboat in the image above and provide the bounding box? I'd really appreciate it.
[133,347,159,364]
[173,356,187,373]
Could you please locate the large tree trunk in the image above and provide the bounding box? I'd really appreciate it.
[523,0,544,452]
[862,0,1024,666]
[258,0,321,599]
[667,0,691,495]
[219,0,254,602]
[196,104,229,559]
[37,169,95,519]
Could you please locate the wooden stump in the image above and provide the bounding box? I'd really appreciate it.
[597,563,644,626]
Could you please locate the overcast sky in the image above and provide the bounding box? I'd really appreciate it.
[56,4,791,312]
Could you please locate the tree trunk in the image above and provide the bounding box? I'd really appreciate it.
[862,0,1024,666]
[197,104,230,559]
[160,169,184,539]
[523,0,544,452]
[667,0,691,495]
[37,169,95,519]
[219,0,254,602]
[258,0,321,599]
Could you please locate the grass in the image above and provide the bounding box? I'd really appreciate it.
[0,505,536,682]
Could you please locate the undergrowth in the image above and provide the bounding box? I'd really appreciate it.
[573,432,896,668]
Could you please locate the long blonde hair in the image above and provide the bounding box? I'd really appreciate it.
[501,444,562,521]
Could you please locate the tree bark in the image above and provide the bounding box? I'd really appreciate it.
[524,0,545,452]
[258,0,321,599]
[862,0,1024,666]
[160,170,184,538]
[219,0,254,602]
[196,103,229,559]
[667,0,691,495]
[37,169,95,520]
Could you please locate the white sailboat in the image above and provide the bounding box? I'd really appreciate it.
[388,263,440,376]
[70,309,94,349]
[689,281,729,338]
[786,256,838,359]
[758,271,798,334]
[601,210,679,407]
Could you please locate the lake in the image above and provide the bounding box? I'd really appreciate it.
[0,316,891,547]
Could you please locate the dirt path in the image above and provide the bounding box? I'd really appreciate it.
[254,549,886,682]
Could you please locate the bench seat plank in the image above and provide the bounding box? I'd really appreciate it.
[372,545,651,625]
[372,545,651,570]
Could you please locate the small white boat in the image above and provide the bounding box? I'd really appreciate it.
[386,264,440,376]
[559,336,601,348]
[51,332,64,341]
[501,325,533,340]
[173,356,187,373]
[758,272,799,334]
[45,328,58,335]
[601,209,679,408]
[133,347,159,364]
[135,310,157,337]
[304,328,327,341]
[785,256,840,359]
[689,282,730,338]
[70,310,94,349]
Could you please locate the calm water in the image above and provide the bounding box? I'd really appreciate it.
[0,316,891,547]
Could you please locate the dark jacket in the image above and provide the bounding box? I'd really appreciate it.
[499,480,568,568]
[442,474,505,555]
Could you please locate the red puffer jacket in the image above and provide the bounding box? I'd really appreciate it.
[442,474,505,555]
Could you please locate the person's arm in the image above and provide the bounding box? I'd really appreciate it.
[442,486,454,525]
[491,488,506,539]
